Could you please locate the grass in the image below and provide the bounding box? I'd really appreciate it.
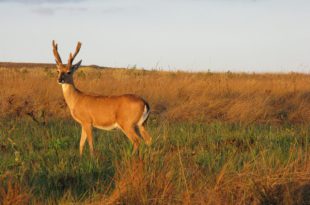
[0,118,310,204]
[2,66,310,124]
[1,66,310,204]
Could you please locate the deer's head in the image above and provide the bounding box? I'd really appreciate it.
[52,40,82,84]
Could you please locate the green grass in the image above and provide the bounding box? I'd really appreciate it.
[0,118,310,204]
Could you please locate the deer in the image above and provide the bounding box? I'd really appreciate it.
[52,40,152,157]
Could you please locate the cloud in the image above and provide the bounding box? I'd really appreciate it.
[0,0,85,4]
[102,7,126,14]
[31,7,55,15]
[0,0,88,15]
[31,6,87,15]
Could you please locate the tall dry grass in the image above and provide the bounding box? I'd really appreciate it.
[1,66,310,124]
[0,172,31,205]
[94,147,310,205]
[1,65,310,205]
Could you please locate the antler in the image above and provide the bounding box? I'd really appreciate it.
[67,42,82,68]
[52,40,63,65]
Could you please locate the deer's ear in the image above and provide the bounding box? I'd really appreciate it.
[71,60,82,72]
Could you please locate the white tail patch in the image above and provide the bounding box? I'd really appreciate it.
[138,105,150,125]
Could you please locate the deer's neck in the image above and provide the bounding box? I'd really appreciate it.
[62,83,80,109]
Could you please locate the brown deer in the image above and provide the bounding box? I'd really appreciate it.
[52,40,151,157]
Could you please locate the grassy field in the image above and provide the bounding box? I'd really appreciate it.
[1,118,310,204]
[1,65,310,204]
[2,66,310,124]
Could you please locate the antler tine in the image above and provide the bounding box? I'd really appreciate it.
[68,41,82,68]
[52,40,63,65]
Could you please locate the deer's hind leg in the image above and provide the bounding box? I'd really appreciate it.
[119,124,141,151]
[137,124,152,145]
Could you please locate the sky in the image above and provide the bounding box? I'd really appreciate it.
[0,0,310,72]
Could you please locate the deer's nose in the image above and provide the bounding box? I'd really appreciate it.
[58,76,65,83]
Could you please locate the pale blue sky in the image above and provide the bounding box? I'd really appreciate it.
[0,0,309,72]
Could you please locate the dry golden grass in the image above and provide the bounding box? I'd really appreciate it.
[93,149,310,205]
[0,173,31,205]
[1,66,310,124]
[1,65,310,204]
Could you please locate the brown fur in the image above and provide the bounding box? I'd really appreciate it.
[53,41,151,156]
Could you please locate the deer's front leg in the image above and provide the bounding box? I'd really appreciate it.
[84,123,94,157]
[79,126,87,157]
[80,124,94,157]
